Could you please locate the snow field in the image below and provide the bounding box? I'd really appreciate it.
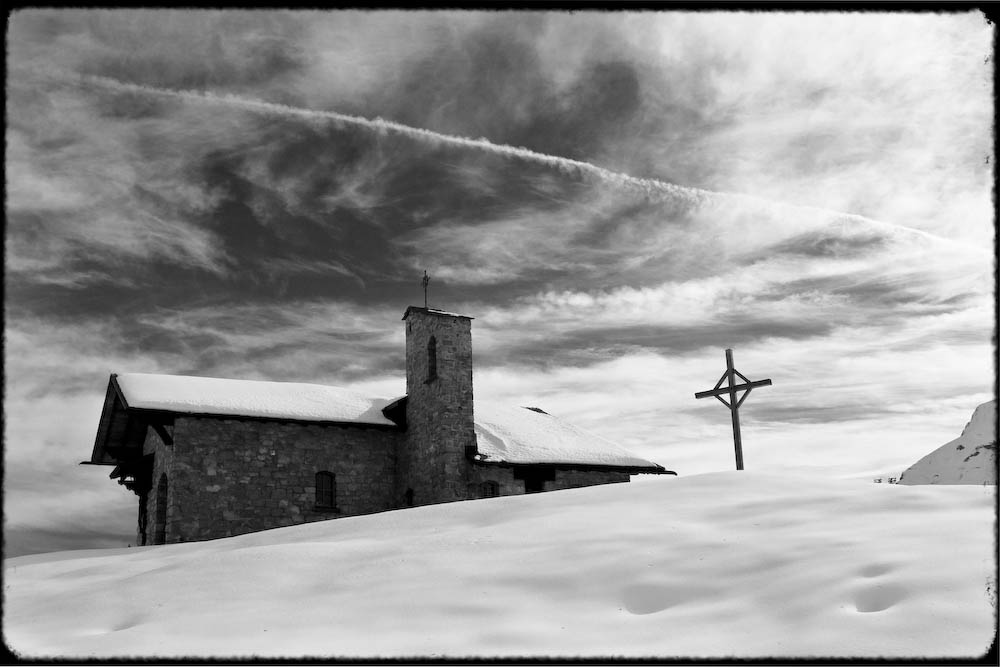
[4,472,995,659]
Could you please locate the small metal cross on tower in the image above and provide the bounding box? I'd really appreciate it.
[694,348,772,470]
[421,270,430,308]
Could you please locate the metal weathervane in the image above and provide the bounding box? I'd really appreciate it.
[694,348,772,470]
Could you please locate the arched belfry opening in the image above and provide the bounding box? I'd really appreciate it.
[427,335,438,382]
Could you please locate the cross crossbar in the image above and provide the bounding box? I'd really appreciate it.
[694,378,773,400]
[693,348,772,471]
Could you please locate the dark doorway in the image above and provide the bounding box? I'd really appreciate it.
[137,492,149,546]
[153,474,168,545]
[515,467,555,494]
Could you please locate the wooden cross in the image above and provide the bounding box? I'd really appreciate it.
[694,348,772,470]
[422,270,430,308]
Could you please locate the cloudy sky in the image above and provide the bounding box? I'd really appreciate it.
[5,9,994,557]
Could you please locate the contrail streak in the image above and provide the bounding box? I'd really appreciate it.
[79,74,709,204]
[73,73,975,250]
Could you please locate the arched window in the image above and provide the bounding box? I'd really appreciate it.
[480,481,499,498]
[315,471,336,509]
[427,336,438,382]
[153,473,168,545]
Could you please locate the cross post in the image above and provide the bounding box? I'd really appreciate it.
[422,270,430,309]
[694,348,772,470]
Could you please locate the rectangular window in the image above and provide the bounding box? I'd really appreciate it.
[315,471,336,509]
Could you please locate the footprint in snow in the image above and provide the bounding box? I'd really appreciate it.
[853,583,908,613]
[622,583,705,615]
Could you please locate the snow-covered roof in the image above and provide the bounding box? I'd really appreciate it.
[109,373,662,470]
[402,306,472,320]
[114,373,397,426]
[473,403,662,469]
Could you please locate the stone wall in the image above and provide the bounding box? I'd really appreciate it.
[141,425,174,545]
[548,469,631,490]
[402,308,476,507]
[466,463,523,498]
[163,417,400,542]
[465,464,631,498]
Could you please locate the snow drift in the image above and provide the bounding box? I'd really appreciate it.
[4,472,995,659]
[899,401,997,485]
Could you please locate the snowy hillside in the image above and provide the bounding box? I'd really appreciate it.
[3,472,995,659]
[899,401,997,485]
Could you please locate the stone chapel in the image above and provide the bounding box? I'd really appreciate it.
[84,306,671,545]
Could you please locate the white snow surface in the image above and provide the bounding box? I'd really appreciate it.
[474,404,660,468]
[899,401,997,485]
[115,373,397,426]
[4,472,995,659]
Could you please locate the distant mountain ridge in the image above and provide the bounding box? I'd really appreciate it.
[899,401,997,485]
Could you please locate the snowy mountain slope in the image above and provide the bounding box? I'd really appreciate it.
[899,401,997,485]
[3,472,995,660]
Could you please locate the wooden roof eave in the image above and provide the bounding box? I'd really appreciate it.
[87,374,127,465]
[381,396,407,428]
[470,458,675,476]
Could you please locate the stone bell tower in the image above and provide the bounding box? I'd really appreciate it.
[400,306,475,507]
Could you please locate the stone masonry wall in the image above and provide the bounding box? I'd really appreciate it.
[465,465,631,498]
[141,425,174,545]
[166,417,400,542]
[465,464,523,498]
[548,469,631,490]
[402,309,476,507]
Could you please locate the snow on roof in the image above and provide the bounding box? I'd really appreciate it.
[473,403,661,469]
[402,306,472,320]
[114,373,397,426]
[112,374,661,469]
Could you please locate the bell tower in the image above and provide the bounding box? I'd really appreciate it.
[400,306,475,506]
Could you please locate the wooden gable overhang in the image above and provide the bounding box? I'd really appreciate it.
[86,374,151,467]
[82,374,166,497]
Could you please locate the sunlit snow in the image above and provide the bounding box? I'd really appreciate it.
[4,472,994,659]
[115,373,397,426]
[899,401,996,485]
[474,403,661,468]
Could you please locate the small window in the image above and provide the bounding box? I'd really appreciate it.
[427,336,438,382]
[404,488,414,507]
[480,481,499,498]
[315,471,336,509]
